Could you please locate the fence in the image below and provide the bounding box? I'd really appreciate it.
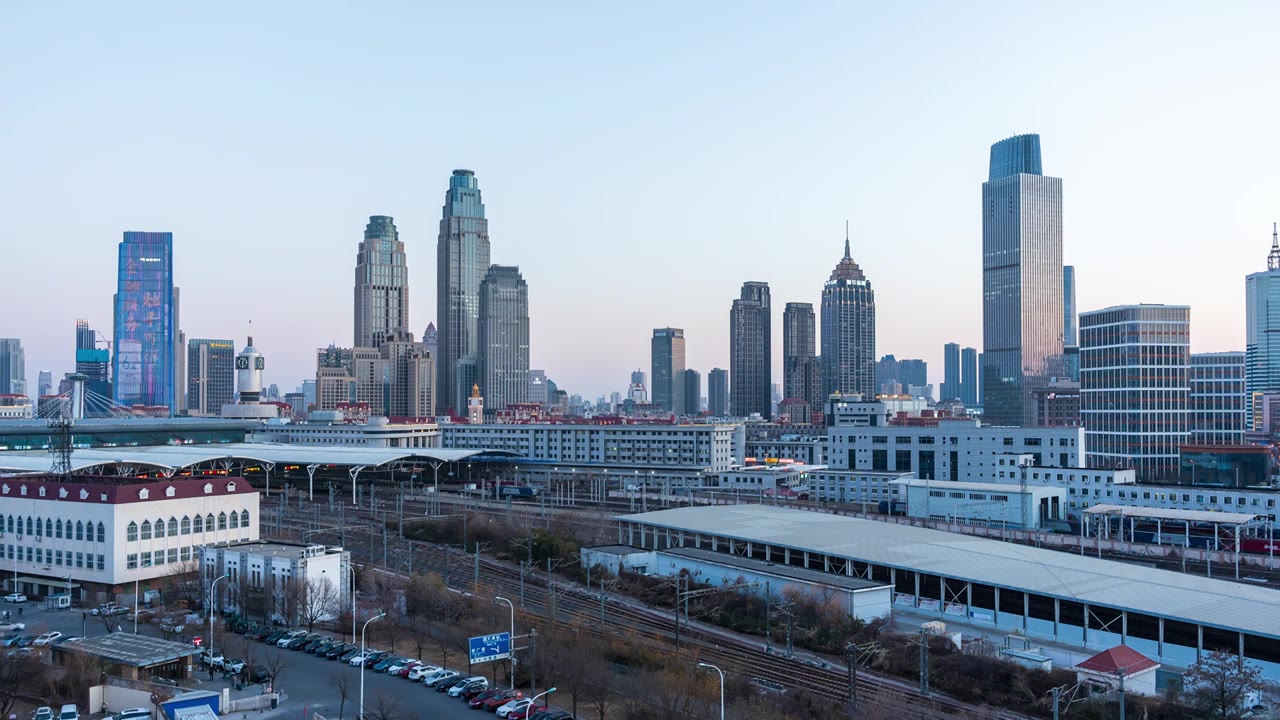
[226,693,279,713]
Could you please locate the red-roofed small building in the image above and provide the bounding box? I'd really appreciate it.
[1075,645,1160,696]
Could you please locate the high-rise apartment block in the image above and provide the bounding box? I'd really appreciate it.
[1245,224,1280,429]
[1189,351,1246,446]
[112,231,179,413]
[0,339,25,396]
[982,134,1064,426]
[651,328,686,415]
[683,369,702,416]
[423,322,438,365]
[379,331,435,418]
[186,338,235,416]
[1081,304,1190,481]
[1063,265,1079,382]
[961,347,978,407]
[354,215,409,348]
[708,368,729,416]
[822,235,875,398]
[477,265,530,415]
[437,170,491,415]
[782,302,822,411]
[942,342,961,401]
[730,281,772,419]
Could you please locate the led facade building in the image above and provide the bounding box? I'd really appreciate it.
[1081,305,1190,481]
[651,328,686,415]
[981,135,1064,426]
[436,170,491,415]
[730,281,772,419]
[112,231,178,412]
[1189,351,1246,446]
[821,235,876,398]
[1245,224,1280,429]
[354,215,409,348]
[477,265,530,415]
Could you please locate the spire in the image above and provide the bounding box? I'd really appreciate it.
[844,220,851,260]
[1270,222,1280,272]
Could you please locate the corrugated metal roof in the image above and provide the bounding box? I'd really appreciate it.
[621,505,1280,638]
[1082,504,1260,525]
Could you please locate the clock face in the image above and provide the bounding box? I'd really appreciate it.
[254,357,265,370]
[235,356,249,369]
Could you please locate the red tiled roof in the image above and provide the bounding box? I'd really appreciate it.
[1075,645,1158,674]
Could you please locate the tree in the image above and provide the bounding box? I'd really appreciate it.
[298,575,340,632]
[0,651,48,719]
[370,692,400,720]
[329,670,352,720]
[277,577,306,627]
[263,649,289,692]
[166,558,205,611]
[1183,651,1269,719]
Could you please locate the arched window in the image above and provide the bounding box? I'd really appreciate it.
[97,523,105,543]
[35,518,42,538]
[217,512,227,530]
[181,516,191,535]
[75,521,84,541]
[154,518,165,538]
[55,520,63,539]
[25,517,32,535]
[206,513,215,531]
[193,515,204,534]
[240,510,249,528]
[140,520,152,540]
[127,521,138,542]
[46,518,53,536]
[4,516,10,533]
[229,512,238,529]
[168,517,178,536]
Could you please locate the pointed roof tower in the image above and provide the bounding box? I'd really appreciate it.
[829,221,867,283]
[1269,222,1280,272]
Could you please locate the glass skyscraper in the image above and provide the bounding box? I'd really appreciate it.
[981,134,1064,426]
[731,281,772,419]
[0,338,25,396]
[782,302,822,411]
[354,215,409,348]
[941,342,961,401]
[707,367,728,416]
[822,236,876,398]
[651,328,686,415]
[1063,265,1079,382]
[1245,224,1280,429]
[186,338,235,415]
[437,170,491,415]
[113,231,177,411]
[960,347,978,406]
[477,265,529,414]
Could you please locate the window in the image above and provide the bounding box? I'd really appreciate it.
[155,518,166,538]
[127,522,138,542]
[229,512,239,529]
[140,551,152,567]
[75,552,84,569]
[168,517,178,536]
[1003,437,1014,446]
[97,554,104,571]
[97,523,105,543]
[76,521,84,541]
[217,512,227,530]
[181,516,191,535]
[126,554,138,570]
[206,514,215,531]
[55,550,63,566]
[140,520,152,540]
[193,515,204,534]
[35,518,42,538]
[180,546,191,562]
[167,548,178,564]
[240,510,249,527]
[55,520,63,539]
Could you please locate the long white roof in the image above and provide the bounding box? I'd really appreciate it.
[1082,504,1260,525]
[0,442,511,473]
[621,504,1280,638]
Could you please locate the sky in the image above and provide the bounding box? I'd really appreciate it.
[3,2,1279,401]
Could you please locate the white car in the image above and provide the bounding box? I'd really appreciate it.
[223,658,246,674]
[0,622,25,632]
[33,632,63,646]
[386,658,417,675]
[496,698,532,717]
[347,651,372,667]
[202,652,225,668]
[407,664,441,681]
[276,630,306,647]
[3,593,27,604]
[447,676,488,697]
[424,669,459,687]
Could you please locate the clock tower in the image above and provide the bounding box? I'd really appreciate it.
[467,383,484,424]
[235,336,264,404]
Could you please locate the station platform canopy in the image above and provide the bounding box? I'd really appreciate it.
[1082,504,1261,526]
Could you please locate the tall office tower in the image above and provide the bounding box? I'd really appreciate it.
[379,331,435,418]
[423,322,438,363]
[651,328,686,414]
[1246,224,1280,429]
[75,319,96,351]
[708,368,729,416]
[981,134,1064,426]
[1081,305,1190,480]
[1190,351,1246,445]
[315,345,355,411]
[529,369,548,404]
[897,360,927,390]
[437,169,491,415]
[112,231,177,411]
[822,234,876,398]
[1063,266,1079,382]
[0,339,26,397]
[683,369,702,416]
[185,338,235,415]
[783,303,821,408]
[352,346,390,415]
[477,265,530,415]
[37,371,52,401]
[730,282,772,419]
[354,215,409,348]
[875,355,898,392]
[300,380,316,408]
[960,347,978,406]
[942,343,961,401]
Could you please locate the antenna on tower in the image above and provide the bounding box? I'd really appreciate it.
[1268,222,1280,272]
[844,220,851,259]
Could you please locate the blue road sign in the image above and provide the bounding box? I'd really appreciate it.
[468,632,511,664]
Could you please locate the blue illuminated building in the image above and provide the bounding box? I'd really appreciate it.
[112,231,177,412]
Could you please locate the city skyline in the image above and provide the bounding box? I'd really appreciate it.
[4,4,1277,400]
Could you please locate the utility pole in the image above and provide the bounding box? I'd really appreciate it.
[918,627,930,697]
[1117,668,1126,720]
[1050,686,1060,720]
[846,642,856,716]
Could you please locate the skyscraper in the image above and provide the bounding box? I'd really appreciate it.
[1190,351,1246,445]
[1246,224,1280,429]
[75,319,96,351]
[354,215,409,348]
[1063,266,1079,382]
[380,331,435,418]
[982,134,1064,426]
[651,328,686,415]
[186,338,235,415]
[113,231,178,411]
[0,339,25,396]
[822,233,875,398]
[437,170,491,414]
[897,359,927,390]
[529,369,548,404]
[477,265,529,415]
[37,370,52,399]
[1081,305,1190,480]
[708,368,729,416]
[960,347,978,406]
[875,355,899,393]
[783,302,822,410]
[942,343,961,401]
[683,369,702,416]
[731,281,772,419]
[423,322,438,363]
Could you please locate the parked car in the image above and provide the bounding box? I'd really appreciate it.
[3,593,27,603]
[524,712,569,720]
[371,656,400,673]
[4,635,32,647]
[54,636,81,645]
[347,650,373,667]
[498,698,540,718]
[276,630,307,647]
[57,705,78,720]
[31,706,54,720]
[467,688,506,709]
[447,676,488,697]
[392,660,421,678]
[33,632,63,646]
[0,621,25,632]
[109,708,153,720]
[202,652,225,668]
[361,650,389,667]
[254,627,276,641]
[246,665,273,684]
[309,639,335,655]
[425,669,461,688]
[328,643,356,660]
[407,664,441,681]
[339,646,363,663]
[460,680,492,700]
[476,689,519,710]
[262,630,286,645]
[222,658,246,674]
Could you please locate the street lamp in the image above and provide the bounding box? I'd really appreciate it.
[527,687,557,718]
[359,611,386,720]
[133,557,154,633]
[495,596,515,689]
[209,573,230,660]
[698,662,724,720]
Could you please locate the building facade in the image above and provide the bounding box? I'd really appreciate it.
[477,265,530,415]
[1064,265,1080,382]
[436,170,491,415]
[0,338,25,396]
[354,215,409,348]
[379,332,434,418]
[942,343,960,401]
[1032,381,1081,428]
[651,328,686,415]
[1246,224,1280,430]
[113,231,179,412]
[822,236,876,398]
[961,347,979,407]
[186,339,235,416]
[251,416,441,447]
[730,281,772,419]
[1189,351,1246,445]
[783,303,822,411]
[202,541,347,625]
[708,368,729,417]
[981,134,1064,426]
[683,369,701,416]
[1081,305,1191,481]
[529,370,548,404]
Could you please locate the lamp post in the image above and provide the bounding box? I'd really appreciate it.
[359,612,386,720]
[527,687,557,718]
[697,662,724,720]
[209,572,229,659]
[495,596,515,689]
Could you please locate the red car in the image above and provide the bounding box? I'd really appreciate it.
[467,688,506,709]
[481,690,522,711]
[504,703,547,719]
[395,661,420,678]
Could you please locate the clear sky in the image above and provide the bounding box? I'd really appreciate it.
[3,2,1278,400]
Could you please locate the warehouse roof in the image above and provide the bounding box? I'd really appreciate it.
[621,505,1280,638]
[58,632,196,666]
[1082,504,1260,525]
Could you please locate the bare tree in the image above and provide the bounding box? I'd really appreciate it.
[299,575,340,632]
[330,670,352,720]
[0,651,48,719]
[277,577,306,628]
[1183,650,1270,719]
[263,649,289,692]
[409,615,432,663]
[370,692,400,720]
